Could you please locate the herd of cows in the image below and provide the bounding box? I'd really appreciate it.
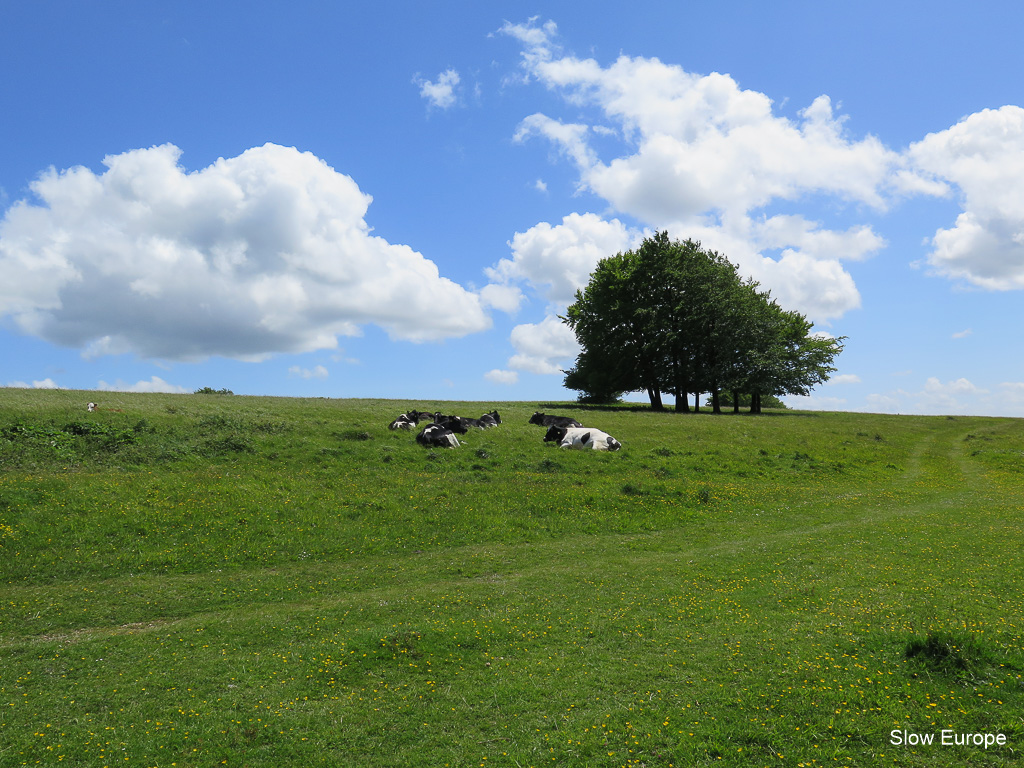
[388,409,623,451]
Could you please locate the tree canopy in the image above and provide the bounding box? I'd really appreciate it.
[562,232,844,412]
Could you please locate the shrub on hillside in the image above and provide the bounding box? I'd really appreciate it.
[194,387,234,395]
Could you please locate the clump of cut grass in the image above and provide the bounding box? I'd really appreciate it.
[201,433,254,455]
[339,429,373,441]
[904,630,1011,680]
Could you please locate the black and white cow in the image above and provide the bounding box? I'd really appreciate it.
[479,410,501,427]
[416,423,461,448]
[529,412,582,428]
[543,424,621,451]
[432,414,470,434]
[389,414,417,430]
[454,410,502,429]
[389,410,436,430]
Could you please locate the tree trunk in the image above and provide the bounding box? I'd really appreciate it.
[732,390,740,414]
[673,359,690,413]
[648,388,664,410]
[675,389,690,413]
[711,389,722,414]
[750,393,761,414]
[693,393,701,413]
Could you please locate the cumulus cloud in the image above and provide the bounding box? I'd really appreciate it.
[514,114,597,173]
[864,393,903,413]
[907,106,1024,290]
[5,378,59,389]
[484,369,518,385]
[506,22,896,213]
[289,365,329,379]
[416,68,461,109]
[999,382,1024,411]
[912,377,990,414]
[500,19,899,324]
[478,282,525,313]
[0,143,490,361]
[924,376,987,397]
[864,376,993,415]
[826,374,862,385]
[486,212,639,307]
[507,314,579,375]
[784,394,848,411]
[483,213,638,377]
[330,349,361,365]
[97,375,188,393]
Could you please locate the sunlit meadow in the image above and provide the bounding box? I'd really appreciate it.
[2,388,1023,766]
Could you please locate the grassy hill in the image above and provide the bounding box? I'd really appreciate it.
[2,388,1023,766]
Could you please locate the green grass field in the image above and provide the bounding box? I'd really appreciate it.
[2,388,1023,767]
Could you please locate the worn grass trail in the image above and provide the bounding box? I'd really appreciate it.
[1,390,1023,767]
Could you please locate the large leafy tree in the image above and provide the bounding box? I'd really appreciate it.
[733,303,845,413]
[562,232,844,411]
[562,247,666,407]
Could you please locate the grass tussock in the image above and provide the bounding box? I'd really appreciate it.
[905,630,1019,681]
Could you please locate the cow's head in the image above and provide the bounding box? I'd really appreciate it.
[544,425,567,443]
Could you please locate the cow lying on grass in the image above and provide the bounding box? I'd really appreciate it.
[529,412,582,428]
[457,410,501,429]
[86,402,124,413]
[434,411,502,431]
[543,424,621,451]
[416,423,461,448]
[432,414,470,434]
[396,408,502,447]
[389,410,436,430]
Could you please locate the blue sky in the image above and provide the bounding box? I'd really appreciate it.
[3,1,1024,415]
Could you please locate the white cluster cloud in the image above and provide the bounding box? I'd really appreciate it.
[0,143,490,362]
[289,365,329,380]
[792,375,1024,417]
[98,376,188,393]
[499,19,899,325]
[907,106,1024,290]
[498,21,1024,315]
[507,314,580,376]
[416,68,461,109]
[4,378,59,389]
[784,393,849,411]
[826,374,862,386]
[486,212,638,306]
[484,213,638,375]
[484,368,518,385]
[862,376,992,415]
